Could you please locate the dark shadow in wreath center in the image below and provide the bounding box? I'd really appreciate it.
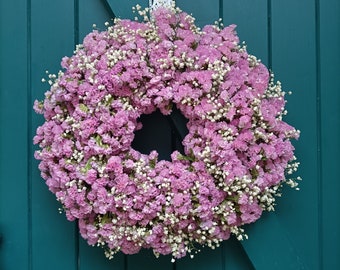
[131,106,189,161]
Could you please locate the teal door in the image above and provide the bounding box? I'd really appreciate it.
[1,0,339,269]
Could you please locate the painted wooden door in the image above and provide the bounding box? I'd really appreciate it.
[1,0,339,269]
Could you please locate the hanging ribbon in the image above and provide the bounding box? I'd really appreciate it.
[149,0,175,11]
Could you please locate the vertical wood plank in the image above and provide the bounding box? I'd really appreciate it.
[78,0,117,43]
[177,0,219,28]
[271,0,318,269]
[222,0,268,65]
[30,0,77,269]
[319,0,340,269]
[0,1,29,269]
[106,0,148,20]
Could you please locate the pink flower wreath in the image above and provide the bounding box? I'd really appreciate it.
[34,6,300,260]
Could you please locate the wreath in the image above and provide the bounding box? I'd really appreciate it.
[34,5,300,261]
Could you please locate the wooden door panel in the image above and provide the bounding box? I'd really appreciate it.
[176,246,225,270]
[79,238,125,270]
[127,249,173,270]
[320,0,340,268]
[0,1,29,269]
[271,0,318,268]
[30,0,78,269]
[223,238,255,270]
[222,0,268,65]
[2,0,339,269]
[79,0,115,42]
[107,0,148,20]
[242,213,308,269]
[177,0,220,28]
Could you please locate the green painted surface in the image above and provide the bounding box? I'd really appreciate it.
[0,2,29,270]
[319,1,340,269]
[271,1,319,269]
[0,0,339,269]
[30,1,78,269]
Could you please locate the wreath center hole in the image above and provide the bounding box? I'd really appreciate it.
[132,107,188,161]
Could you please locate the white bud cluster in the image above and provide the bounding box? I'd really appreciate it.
[247,54,260,67]
[230,226,248,241]
[75,54,99,84]
[264,74,285,99]
[217,127,235,142]
[203,95,231,122]
[106,49,127,68]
